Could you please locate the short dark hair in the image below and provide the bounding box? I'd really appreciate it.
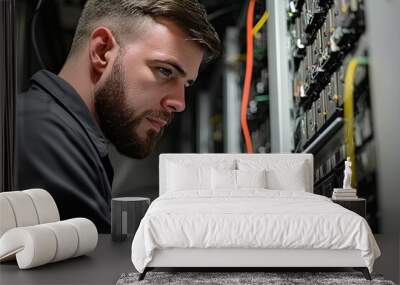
[69,0,221,61]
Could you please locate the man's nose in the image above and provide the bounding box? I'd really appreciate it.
[161,84,186,112]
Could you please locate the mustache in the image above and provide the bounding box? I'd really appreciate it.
[144,110,174,125]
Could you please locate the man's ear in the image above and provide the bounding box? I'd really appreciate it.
[89,27,118,81]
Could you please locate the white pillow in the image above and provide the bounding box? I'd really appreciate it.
[211,168,236,190]
[236,169,267,188]
[167,162,211,191]
[266,165,307,191]
[166,159,236,192]
[237,159,308,191]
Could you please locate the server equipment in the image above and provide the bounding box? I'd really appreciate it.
[288,0,378,230]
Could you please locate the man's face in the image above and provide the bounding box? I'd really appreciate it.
[94,19,204,158]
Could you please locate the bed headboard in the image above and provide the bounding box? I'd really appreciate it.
[159,153,314,195]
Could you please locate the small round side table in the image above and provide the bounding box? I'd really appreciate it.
[111,197,150,242]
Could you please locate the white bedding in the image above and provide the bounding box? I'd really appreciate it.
[131,190,380,273]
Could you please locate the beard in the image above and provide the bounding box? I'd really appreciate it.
[94,54,171,159]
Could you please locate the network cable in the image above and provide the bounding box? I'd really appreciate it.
[241,2,270,153]
[31,0,46,70]
[343,56,368,188]
[241,0,256,153]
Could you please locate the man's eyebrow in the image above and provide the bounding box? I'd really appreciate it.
[163,60,187,77]
[156,59,195,86]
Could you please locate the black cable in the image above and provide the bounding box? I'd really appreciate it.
[293,116,303,153]
[34,0,43,12]
[31,0,46,70]
[207,5,239,22]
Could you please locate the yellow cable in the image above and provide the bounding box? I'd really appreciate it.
[252,10,269,35]
[343,57,368,188]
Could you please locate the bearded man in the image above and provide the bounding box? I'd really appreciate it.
[16,0,220,233]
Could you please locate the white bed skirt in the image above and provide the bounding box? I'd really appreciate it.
[148,248,366,268]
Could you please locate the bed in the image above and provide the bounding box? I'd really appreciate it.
[131,154,380,280]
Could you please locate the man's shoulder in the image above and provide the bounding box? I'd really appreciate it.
[16,83,105,162]
[17,88,81,136]
[18,86,68,115]
[17,90,95,165]
[17,88,52,112]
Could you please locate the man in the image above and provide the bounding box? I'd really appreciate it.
[16,0,220,233]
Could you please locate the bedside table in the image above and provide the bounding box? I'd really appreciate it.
[332,198,366,218]
[111,197,150,242]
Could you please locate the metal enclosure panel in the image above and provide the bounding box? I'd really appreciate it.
[324,80,334,119]
[315,91,325,131]
[306,103,316,139]
[365,1,400,281]
[300,114,308,149]
[196,92,211,153]
[365,0,400,234]
[326,73,339,119]
[267,0,293,152]
[223,27,241,153]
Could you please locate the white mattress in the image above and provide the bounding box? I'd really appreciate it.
[131,189,380,273]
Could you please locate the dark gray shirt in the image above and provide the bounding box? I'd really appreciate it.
[16,70,113,233]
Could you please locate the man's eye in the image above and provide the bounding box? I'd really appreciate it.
[158,67,172,78]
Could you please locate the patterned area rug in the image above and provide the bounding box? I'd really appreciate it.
[116,271,396,285]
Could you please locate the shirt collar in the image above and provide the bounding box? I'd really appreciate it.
[31,70,110,157]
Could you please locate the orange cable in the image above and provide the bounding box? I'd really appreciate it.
[241,0,256,153]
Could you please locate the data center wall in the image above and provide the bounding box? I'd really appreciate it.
[288,0,378,231]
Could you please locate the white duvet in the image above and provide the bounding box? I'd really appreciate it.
[131,189,380,273]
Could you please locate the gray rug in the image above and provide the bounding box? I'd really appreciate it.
[116,272,396,285]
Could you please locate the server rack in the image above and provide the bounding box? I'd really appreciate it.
[288,0,378,230]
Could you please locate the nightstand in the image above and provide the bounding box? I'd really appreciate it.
[111,197,150,242]
[332,198,366,218]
